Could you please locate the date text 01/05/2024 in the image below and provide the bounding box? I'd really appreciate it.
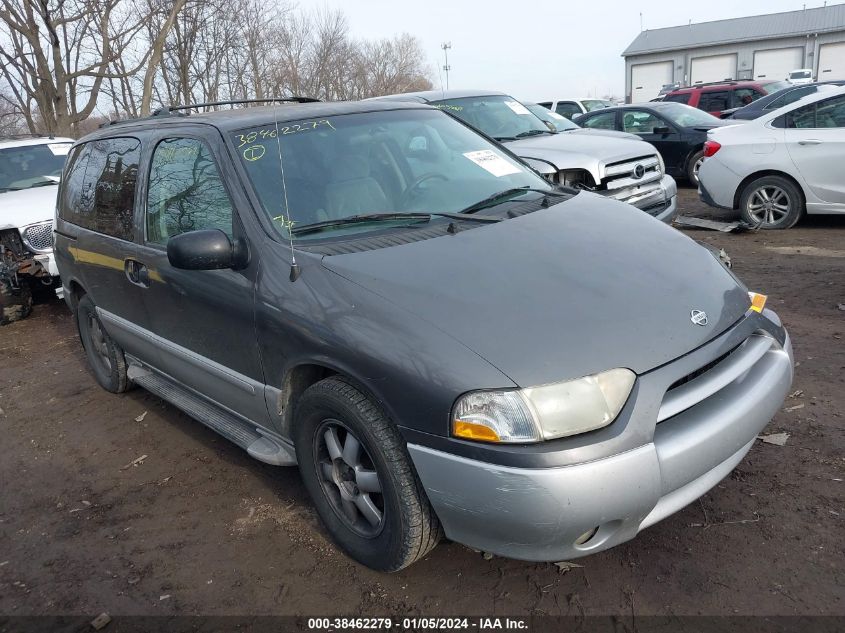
[306,617,529,630]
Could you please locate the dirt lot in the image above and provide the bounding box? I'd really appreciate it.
[1,188,843,619]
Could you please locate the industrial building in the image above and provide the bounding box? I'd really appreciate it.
[622,4,845,101]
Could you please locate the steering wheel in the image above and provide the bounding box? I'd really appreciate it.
[399,173,448,209]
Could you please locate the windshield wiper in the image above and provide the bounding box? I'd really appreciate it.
[515,129,552,138]
[460,187,567,214]
[290,211,500,236]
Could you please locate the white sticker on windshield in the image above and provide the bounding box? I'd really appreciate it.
[47,143,71,156]
[504,100,532,115]
[463,150,521,177]
[548,111,565,120]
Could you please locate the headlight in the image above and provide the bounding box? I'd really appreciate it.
[452,368,636,444]
[656,152,665,176]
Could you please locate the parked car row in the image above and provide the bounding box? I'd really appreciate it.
[372,90,678,222]
[46,88,795,573]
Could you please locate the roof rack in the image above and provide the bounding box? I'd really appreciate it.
[690,80,739,89]
[152,97,321,116]
[99,97,321,129]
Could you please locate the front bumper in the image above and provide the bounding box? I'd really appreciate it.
[603,173,678,224]
[33,251,59,277]
[409,318,793,562]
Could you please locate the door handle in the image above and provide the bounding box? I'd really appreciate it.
[798,139,823,145]
[124,258,150,288]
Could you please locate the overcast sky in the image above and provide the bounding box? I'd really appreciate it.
[299,0,823,100]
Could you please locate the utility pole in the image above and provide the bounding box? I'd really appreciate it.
[441,42,452,90]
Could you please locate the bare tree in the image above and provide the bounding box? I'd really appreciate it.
[0,0,153,135]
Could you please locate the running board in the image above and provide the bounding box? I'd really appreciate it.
[129,365,297,466]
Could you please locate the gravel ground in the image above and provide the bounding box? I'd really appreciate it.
[0,187,843,619]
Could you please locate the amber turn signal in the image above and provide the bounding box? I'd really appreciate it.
[749,292,767,313]
[453,420,501,443]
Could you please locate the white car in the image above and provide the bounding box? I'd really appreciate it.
[698,85,845,229]
[1,135,73,323]
[787,69,814,86]
[536,97,615,120]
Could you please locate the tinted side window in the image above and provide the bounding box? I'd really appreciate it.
[554,102,582,119]
[84,138,140,241]
[698,91,730,112]
[622,110,664,134]
[664,93,691,104]
[581,111,617,130]
[732,88,763,108]
[59,144,91,221]
[146,138,233,245]
[814,95,845,128]
[766,87,815,110]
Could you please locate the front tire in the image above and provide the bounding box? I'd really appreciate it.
[294,376,441,571]
[76,295,131,393]
[739,175,803,229]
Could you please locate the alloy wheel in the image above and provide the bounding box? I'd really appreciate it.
[692,156,705,184]
[746,185,791,226]
[314,419,385,538]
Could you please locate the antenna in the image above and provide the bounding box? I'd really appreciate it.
[639,12,643,32]
[271,101,301,282]
[441,42,452,90]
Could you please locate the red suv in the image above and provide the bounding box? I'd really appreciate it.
[662,80,791,117]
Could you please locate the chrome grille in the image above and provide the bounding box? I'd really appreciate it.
[22,222,53,252]
[602,155,661,191]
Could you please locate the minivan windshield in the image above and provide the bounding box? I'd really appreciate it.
[0,142,71,192]
[430,95,552,141]
[233,108,558,240]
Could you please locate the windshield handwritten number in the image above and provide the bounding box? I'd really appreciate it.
[238,120,336,149]
[243,145,266,162]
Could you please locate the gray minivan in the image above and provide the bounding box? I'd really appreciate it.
[55,99,793,571]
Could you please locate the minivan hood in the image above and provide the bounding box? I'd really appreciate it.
[503,134,657,183]
[322,193,750,387]
[0,185,58,231]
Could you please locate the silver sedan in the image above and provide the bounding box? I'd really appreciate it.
[698,85,845,229]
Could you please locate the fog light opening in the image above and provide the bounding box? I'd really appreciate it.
[574,526,600,546]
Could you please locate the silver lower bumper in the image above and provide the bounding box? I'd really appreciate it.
[604,174,678,224]
[409,331,793,562]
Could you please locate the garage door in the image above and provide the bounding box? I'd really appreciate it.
[690,54,737,85]
[754,47,803,81]
[818,42,845,80]
[631,61,673,102]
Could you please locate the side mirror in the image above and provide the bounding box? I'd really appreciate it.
[166,229,248,270]
[652,126,671,135]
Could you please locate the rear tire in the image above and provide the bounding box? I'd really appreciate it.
[294,376,441,571]
[687,149,705,185]
[0,278,32,325]
[76,295,131,393]
[739,175,803,229]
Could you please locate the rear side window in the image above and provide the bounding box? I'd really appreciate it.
[698,91,730,112]
[580,111,617,130]
[663,93,691,104]
[59,138,140,241]
[554,102,582,119]
[782,95,845,129]
[146,138,233,245]
[732,88,763,108]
